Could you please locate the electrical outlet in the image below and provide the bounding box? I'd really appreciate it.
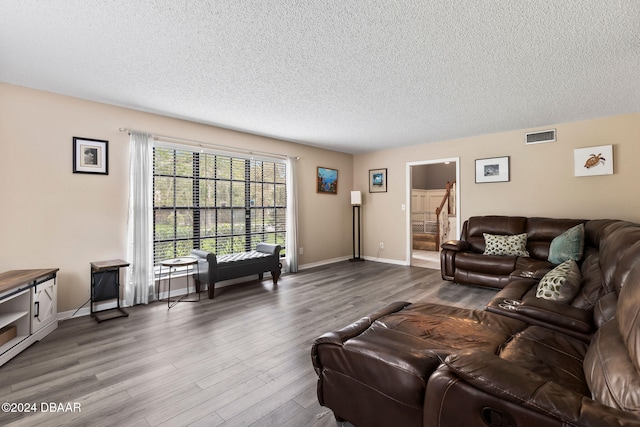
[299,247,304,255]
[379,242,384,249]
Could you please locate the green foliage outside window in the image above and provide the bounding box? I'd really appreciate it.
[153,147,286,264]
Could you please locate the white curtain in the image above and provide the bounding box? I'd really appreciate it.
[286,157,299,273]
[125,131,155,305]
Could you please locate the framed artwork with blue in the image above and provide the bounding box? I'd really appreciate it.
[317,166,338,194]
[369,168,387,193]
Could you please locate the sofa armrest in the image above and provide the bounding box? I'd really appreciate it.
[190,249,217,282]
[437,350,640,426]
[440,240,470,252]
[255,243,281,257]
[440,240,470,281]
[518,295,593,333]
[311,301,411,374]
[510,268,550,281]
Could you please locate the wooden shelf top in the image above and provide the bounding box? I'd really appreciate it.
[90,259,130,271]
[0,268,59,295]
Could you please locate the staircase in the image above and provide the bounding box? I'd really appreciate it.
[411,182,455,252]
[412,232,438,251]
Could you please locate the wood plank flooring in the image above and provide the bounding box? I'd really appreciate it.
[0,261,497,427]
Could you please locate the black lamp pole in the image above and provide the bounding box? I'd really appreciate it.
[349,192,364,262]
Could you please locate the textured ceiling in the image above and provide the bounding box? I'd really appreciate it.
[1,1,639,154]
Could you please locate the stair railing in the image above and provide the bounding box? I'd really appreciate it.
[434,182,454,250]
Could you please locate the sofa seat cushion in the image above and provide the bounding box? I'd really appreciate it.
[455,252,517,275]
[499,326,590,396]
[217,250,271,264]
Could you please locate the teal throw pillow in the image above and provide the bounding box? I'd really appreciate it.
[483,233,530,257]
[548,224,585,265]
[536,259,581,302]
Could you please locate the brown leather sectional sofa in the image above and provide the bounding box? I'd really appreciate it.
[311,216,640,426]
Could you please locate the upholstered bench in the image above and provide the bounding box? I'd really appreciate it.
[191,243,282,299]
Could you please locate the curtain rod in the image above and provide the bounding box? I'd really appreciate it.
[119,128,300,160]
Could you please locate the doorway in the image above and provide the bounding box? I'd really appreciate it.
[406,158,460,268]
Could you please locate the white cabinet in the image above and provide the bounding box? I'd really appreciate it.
[0,269,58,367]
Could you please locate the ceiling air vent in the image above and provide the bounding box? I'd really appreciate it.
[525,129,556,145]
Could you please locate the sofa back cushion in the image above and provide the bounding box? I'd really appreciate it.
[584,219,630,250]
[615,248,640,373]
[584,238,640,412]
[599,223,640,295]
[572,250,606,309]
[583,320,640,412]
[464,216,527,253]
[525,218,585,261]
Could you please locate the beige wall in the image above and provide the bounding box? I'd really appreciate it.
[0,83,353,313]
[354,113,640,263]
[3,82,637,312]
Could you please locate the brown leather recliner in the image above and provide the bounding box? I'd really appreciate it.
[311,302,528,427]
[441,216,586,289]
[312,218,640,427]
[485,219,640,341]
[424,241,640,426]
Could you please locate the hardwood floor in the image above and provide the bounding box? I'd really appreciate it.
[0,261,497,427]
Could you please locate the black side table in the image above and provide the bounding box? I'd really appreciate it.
[90,259,130,323]
[158,257,200,309]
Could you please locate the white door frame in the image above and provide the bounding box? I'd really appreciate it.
[405,157,460,265]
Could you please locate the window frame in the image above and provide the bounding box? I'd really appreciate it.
[152,142,286,267]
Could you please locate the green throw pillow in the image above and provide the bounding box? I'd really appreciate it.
[536,259,581,302]
[548,224,585,265]
[483,233,530,257]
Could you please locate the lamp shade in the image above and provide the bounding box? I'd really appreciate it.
[350,191,362,205]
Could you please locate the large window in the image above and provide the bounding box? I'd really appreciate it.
[153,146,286,265]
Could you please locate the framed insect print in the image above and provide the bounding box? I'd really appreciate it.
[574,145,613,177]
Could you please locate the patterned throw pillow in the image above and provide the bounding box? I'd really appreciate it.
[483,233,530,257]
[536,259,581,302]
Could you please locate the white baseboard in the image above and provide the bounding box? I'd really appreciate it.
[363,256,409,266]
[298,255,408,270]
[298,256,351,270]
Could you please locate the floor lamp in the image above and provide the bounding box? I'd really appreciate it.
[350,191,364,262]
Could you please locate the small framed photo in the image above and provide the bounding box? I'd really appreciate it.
[574,145,613,177]
[369,168,387,193]
[73,137,108,175]
[475,156,509,183]
[317,166,338,194]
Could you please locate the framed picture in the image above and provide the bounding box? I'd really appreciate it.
[475,156,510,183]
[369,168,387,193]
[317,166,338,194]
[73,137,108,175]
[574,145,613,177]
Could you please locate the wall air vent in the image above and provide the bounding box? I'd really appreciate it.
[525,129,556,145]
